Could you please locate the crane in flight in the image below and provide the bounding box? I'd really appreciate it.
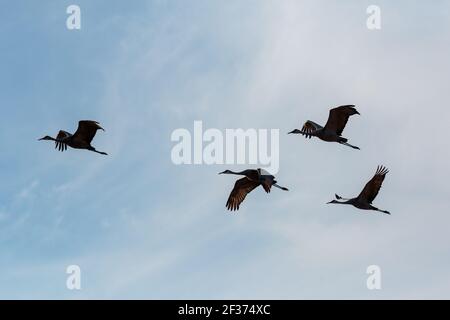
[39,120,108,155]
[327,165,391,215]
[219,168,288,211]
[289,105,360,149]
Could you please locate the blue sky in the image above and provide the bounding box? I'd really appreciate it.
[1,0,450,299]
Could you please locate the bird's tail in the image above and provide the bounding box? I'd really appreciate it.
[338,138,360,150]
[273,183,289,191]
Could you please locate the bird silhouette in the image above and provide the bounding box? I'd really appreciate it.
[39,120,107,155]
[327,165,390,214]
[219,168,288,211]
[289,105,360,149]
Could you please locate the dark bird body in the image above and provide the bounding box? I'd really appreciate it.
[39,120,107,155]
[219,168,288,211]
[328,166,391,215]
[289,105,360,149]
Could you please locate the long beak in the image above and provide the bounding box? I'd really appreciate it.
[355,111,360,115]
[218,171,226,175]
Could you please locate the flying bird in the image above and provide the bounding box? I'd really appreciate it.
[39,120,108,155]
[219,168,289,211]
[289,105,360,149]
[327,165,391,215]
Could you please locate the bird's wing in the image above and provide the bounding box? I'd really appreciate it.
[258,168,271,176]
[357,166,389,204]
[301,121,323,138]
[226,177,260,211]
[55,130,71,152]
[56,130,71,140]
[324,105,358,136]
[73,120,103,144]
[259,173,275,193]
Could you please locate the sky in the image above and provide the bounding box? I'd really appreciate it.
[0,0,450,299]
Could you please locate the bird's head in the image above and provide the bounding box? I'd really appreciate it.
[219,170,232,175]
[38,135,54,141]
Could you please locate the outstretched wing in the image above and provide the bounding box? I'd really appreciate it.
[73,120,104,144]
[300,121,323,138]
[258,170,275,193]
[324,105,359,136]
[55,130,71,152]
[357,166,389,204]
[226,177,260,211]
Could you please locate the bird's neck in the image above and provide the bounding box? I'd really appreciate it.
[229,170,248,175]
[334,199,353,205]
